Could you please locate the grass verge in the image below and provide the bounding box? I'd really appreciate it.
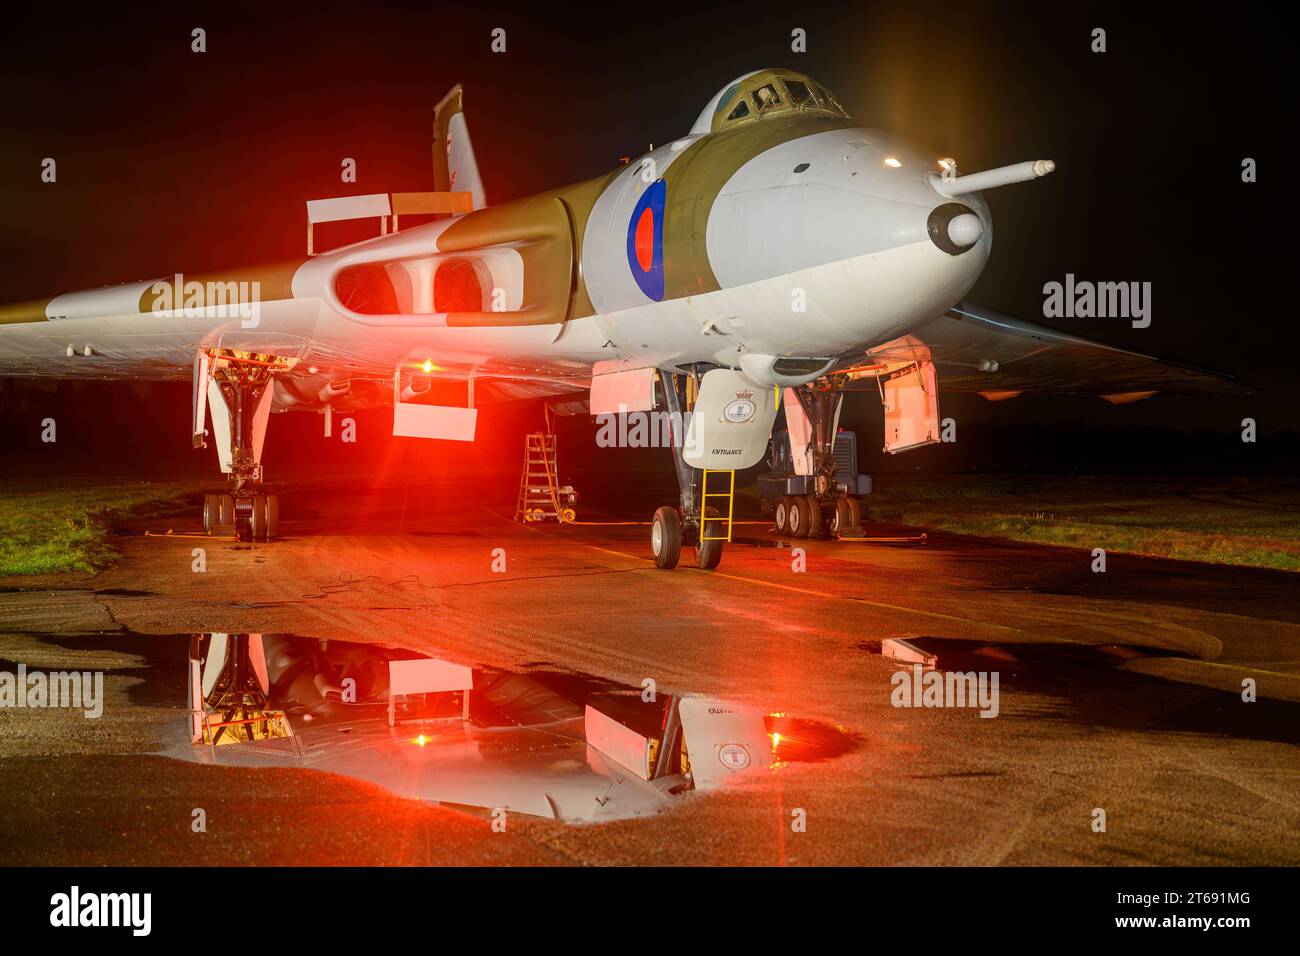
[0,481,199,576]
[869,475,1300,572]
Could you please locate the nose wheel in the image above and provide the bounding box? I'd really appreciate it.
[650,506,725,570]
[696,506,725,570]
[651,506,682,569]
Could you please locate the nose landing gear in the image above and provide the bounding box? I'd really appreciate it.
[648,370,725,571]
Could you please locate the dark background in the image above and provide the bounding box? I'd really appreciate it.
[0,0,1292,484]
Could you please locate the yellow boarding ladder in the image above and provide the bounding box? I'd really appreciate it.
[701,469,735,542]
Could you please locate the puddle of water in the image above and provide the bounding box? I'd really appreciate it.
[28,631,856,824]
[873,636,1300,746]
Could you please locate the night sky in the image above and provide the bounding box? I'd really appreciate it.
[0,1,1291,476]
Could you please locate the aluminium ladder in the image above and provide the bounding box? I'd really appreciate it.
[515,432,565,522]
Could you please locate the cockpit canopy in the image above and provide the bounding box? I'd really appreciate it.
[690,69,849,135]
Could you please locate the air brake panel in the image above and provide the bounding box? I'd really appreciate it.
[589,366,657,415]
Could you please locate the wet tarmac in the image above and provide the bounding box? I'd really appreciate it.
[0,475,1297,865]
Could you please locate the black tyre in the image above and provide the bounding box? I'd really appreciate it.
[831,498,854,535]
[250,495,268,542]
[787,495,811,538]
[265,494,280,540]
[202,494,218,534]
[217,494,235,527]
[774,496,791,534]
[696,506,724,570]
[804,495,823,537]
[651,506,682,569]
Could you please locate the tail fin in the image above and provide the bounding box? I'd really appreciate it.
[433,84,486,210]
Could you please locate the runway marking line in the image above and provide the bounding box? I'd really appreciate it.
[580,542,1017,632]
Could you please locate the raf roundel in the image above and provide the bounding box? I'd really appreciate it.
[626,178,666,301]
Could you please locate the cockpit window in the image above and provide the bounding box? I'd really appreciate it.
[816,85,847,117]
[727,99,751,121]
[750,83,782,113]
[699,72,851,133]
[714,83,741,114]
[783,79,815,106]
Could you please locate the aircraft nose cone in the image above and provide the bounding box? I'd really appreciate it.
[927,202,984,255]
[947,213,983,248]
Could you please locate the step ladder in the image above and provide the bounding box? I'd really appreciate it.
[701,469,735,542]
[514,432,575,523]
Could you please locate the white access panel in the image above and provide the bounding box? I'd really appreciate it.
[882,361,940,454]
[678,697,773,792]
[682,369,780,470]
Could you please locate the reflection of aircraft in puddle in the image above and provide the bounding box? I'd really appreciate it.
[178,634,793,823]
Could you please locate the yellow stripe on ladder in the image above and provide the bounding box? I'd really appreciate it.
[701,469,735,542]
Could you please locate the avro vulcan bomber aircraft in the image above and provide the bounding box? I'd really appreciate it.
[0,69,1242,569]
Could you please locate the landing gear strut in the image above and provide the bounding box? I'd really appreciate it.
[195,348,287,542]
[649,370,721,571]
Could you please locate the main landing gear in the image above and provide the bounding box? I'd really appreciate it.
[773,493,861,538]
[194,348,288,543]
[767,383,865,540]
[649,371,725,571]
[202,491,280,542]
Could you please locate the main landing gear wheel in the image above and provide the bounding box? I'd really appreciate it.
[250,495,268,542]
[774,497,790,535]
[651,506,682,570]
[804,494,824,537]
[786,495,812,538]
[265,493,280,540]
[202,494,218,534]
[218,494,235,528]
[831,498,857,535]
[696,506,724,571]
[247,493,281,542]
